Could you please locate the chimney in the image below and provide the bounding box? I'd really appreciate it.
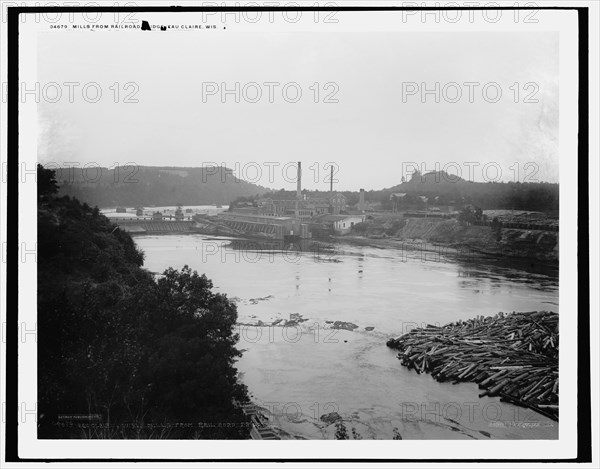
[296,161,302,199]
[329,165,333,193]
[359,188,365,212]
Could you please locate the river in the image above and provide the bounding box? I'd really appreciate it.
[135,234,559,440]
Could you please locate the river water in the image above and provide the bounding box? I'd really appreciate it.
[135,234,559,440]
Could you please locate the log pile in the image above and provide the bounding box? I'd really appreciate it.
[386,311,558,421]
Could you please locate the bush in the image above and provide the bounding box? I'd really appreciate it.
[458,205,483,226]
[334,421,348,440]
[351,222,368,234]
[490,216,503,242]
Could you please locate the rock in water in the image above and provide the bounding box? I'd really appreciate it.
[332,321,359,331]
[320,412,342,425]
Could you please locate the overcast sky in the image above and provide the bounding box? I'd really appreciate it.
[37,29,559,191]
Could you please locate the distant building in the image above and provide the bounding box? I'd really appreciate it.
[135,207,144,216]
[237,162,346,221]
[116,207,127,213]
[256,195,342,219]
[218,212,298,238]
[314,214,366,235]
[329,193,346,215]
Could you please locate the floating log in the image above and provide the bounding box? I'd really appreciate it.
[387,311,558,421]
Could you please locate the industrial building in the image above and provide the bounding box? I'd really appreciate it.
[221,161,356,239]
[312,214,366,235]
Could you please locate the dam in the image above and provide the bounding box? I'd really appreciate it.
[111,214,310,240]
[110,217,197,234]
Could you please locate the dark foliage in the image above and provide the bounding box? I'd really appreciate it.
[458,205,484,225]
[38,166,250,439]
[38,163,59,200]
[490,217,503,242]
[351,222,369,235]
[376,171,559,213]
[334,421,349,440]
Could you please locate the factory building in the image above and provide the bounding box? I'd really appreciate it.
[248,162,347,219]
[313,214,366,235]
[224,161,349,238]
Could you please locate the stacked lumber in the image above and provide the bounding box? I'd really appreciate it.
[386,311,558,421]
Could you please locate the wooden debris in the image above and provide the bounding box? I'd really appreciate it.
[386,311,558,421]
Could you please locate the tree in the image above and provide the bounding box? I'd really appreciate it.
[490,216,503,242]
[38,165,250,439]
[138,266,250,434]
[351,222,368,235]
[37,163,58,201]
[334,421,349,440]
[458,205,483,226]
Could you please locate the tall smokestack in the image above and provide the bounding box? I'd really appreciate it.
[359,188,365,212]
[296,161,302,199]
[329,165,333,193]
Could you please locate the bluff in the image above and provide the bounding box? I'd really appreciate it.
[377,171,559,213]
[56,165,268,208]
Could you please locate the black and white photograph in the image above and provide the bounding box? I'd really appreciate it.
[1,1,598,466]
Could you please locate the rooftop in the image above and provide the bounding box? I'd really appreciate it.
[314,214,365,222]
[220,212,293,221]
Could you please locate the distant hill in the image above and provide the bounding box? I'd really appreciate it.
[376,170,559,213]
[387,171,469,192]
[56,166,269,208]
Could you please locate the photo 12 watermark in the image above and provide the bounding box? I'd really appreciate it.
[2,81,141,104]
[401,161,540,183]
[201,81,340,104]
[401,81,539,104]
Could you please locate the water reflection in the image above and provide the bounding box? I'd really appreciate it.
[226,237,558,294]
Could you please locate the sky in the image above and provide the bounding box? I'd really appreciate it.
[37,28,559,191]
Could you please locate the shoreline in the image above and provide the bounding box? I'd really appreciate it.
[331,235,559,270]
[129,228,559,275]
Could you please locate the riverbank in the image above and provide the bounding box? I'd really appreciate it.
[119,212,558,266]
[337,217,558,265]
